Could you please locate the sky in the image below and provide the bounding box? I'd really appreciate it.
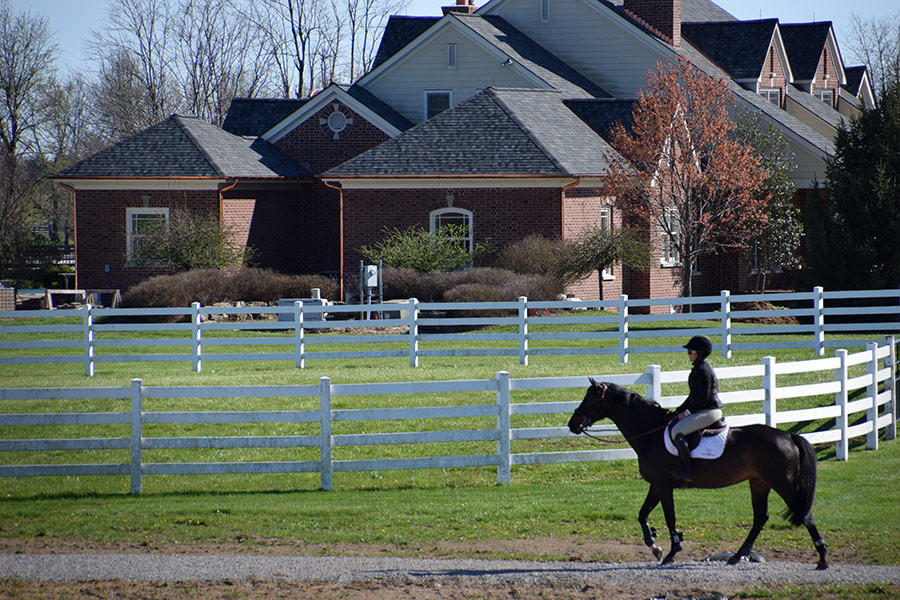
[11,0,898,74]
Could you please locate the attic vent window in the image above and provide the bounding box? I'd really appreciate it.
[320,104,353,140]
[448,43,457,69]
[540,0,550,23]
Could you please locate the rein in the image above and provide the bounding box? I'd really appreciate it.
[582,421,670,444]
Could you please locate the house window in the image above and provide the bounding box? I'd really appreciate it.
[540,0,550,22]
[813,88,833,107]
[430,207,473,253]
[425,91,451,120]
[760,88,780,106]
[126,207,168,263]
[660,208,681,267]
[447,44,457,69]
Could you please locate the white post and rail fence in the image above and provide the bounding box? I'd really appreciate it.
[2,286,900,376]
[0,339,895,493]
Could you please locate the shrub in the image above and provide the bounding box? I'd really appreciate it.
[122,267,337,308]
[381,266,563,303]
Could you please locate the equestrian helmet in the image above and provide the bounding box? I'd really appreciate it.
[683,335,713,357]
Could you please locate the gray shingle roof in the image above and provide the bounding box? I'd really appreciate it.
[456,14,610,97]
[372,16,440,69]
[342,84,415,131]
[843,65,867,95]
[222,98,309,136]
[325,88,621,177]
[563,98,636,138]
[58,114,311,179]
[779,22,832,81]
[785,84,847,130]
[681,19,779,80]
[604,0,736,23]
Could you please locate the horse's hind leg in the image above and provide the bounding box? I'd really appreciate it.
[638,486,663,560]
[728,478,770,565]
[804,516,828,570]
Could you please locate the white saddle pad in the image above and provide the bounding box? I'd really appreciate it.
[664,423,729,460]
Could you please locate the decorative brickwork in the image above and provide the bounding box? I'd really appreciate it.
[275,102,392,173]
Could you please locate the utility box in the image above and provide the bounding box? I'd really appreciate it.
[364,265,378,288]
[278,288,329,322]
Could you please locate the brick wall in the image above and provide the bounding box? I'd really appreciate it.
[761,41,789,107]
[562,188,623,301]
[75,188,219,291]
[623,0,681,47]
[342,186,562,279]
[275,102,392,173]
[812,45,840,108]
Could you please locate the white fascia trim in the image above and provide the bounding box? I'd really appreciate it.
[857,72,876,108]
[357,15,549,90]
[825,27,847,86]
[770,27,794,83]
[736,95,829,161]
[55,178,224,191]
[326,177,600,190]
[262,84,403,143]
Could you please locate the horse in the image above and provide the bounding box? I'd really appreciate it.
[568,379,828,570]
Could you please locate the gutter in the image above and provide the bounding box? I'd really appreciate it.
[218,179,239,229]
[560,177,581,239]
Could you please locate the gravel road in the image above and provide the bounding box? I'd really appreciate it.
[2,553,898,588]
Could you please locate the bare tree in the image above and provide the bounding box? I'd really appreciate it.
[0,0,57,271]
[346,0,409,80]
[846,11,900,100]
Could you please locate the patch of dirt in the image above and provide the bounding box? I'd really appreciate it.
[731,302,799,325]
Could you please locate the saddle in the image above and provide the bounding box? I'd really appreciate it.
[664,419,729,460]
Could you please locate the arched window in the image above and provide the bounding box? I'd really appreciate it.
[430,207,473,253]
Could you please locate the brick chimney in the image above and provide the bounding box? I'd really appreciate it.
[442,0,477,15]
[623,0,681,47]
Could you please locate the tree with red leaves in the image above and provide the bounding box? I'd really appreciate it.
[604,57,769,299]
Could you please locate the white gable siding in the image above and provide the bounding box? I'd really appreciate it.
[363,26,541,124]
[784,97,839,142]
[788,139,828,188]
[482,0,670,96]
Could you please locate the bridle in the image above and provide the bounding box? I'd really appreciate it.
[573,406,671,445]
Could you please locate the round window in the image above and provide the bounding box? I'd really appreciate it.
[327,110,347,133]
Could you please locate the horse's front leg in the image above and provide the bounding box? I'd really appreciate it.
[658,486,683,565]
[638,485,663,561]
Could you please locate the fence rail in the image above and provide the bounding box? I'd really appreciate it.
[1,340,895,493]
[2,287,900,375]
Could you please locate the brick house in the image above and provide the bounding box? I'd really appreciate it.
[55,0,875,304]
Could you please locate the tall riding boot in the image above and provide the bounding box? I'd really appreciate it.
[671,433,693,483]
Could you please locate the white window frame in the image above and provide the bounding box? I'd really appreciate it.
[424,90,452,120]
[126,207,169,264]
[430,207,473,253]
[660,208,681,267]
[813,88,833,106]
[447,43,457,69]
[759,88,780,106]
[540,0,550,23]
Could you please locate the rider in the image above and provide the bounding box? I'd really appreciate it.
[671,335,724,483]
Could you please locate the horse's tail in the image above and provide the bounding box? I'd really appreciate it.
[784,433,817,526]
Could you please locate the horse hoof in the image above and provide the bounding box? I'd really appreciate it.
[726,554,743,565]
[651,545,663,561]
[661,553,676,566]
[816,561,829,571]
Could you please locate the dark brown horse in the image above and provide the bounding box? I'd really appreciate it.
[568,379,828,569]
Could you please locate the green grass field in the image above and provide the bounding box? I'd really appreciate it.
[1,312,898,579]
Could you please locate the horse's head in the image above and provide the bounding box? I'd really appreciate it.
[568,378,608,434]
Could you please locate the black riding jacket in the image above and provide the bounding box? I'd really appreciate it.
[677,356,723,415]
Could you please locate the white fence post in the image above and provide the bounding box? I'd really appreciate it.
[835,349,849,460]
[294,301,305,369]
[646,364,661,404]
[763,356,776,427]
[409,298,419,368]
[866,341,879,451]
[83,304,95,377]
[885,335,896,441]
[191,302,202,372]
[720,290,732,359]
[619,294,629,364]
[319,377,333,491]
[814,287,825,356]
[130,378,143,495]
[496,371,511,486]
[518,297,528,366]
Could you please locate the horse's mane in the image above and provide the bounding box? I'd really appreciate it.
[604,382,672,426]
